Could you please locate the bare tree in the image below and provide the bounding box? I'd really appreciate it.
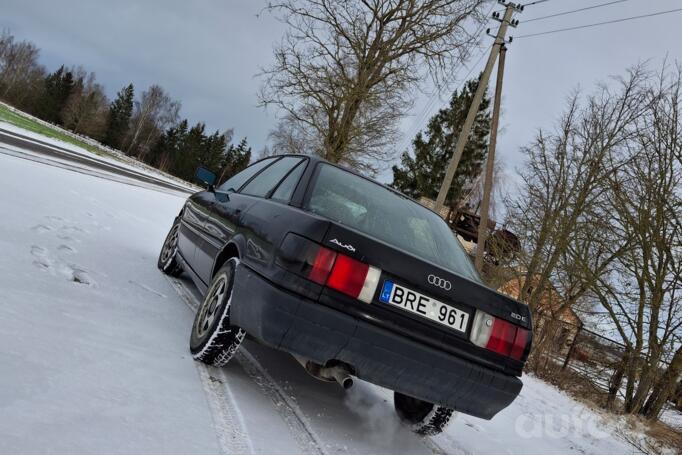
[0,29,45,108]
[506,68,648,313]
[642,342,682,420]
[259,0,486,174]
[509,63,682,421]
[124,85,180,158]
[606,66,682,415]
[267,112,310,156]
[61,70,109,140]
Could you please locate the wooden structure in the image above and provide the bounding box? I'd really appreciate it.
[418,197,520,263]
[499,276,583,358]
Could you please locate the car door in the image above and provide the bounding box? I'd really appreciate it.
[236,158,309,272]
[176,196,206,272]
[192,158,279,285]
[197,156,307,283]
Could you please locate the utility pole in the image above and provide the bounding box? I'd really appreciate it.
[433,0,521,214]
[475,44,507,272]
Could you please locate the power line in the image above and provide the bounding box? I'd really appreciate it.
[524,0,631,23]
[421,46,488,127]
[396,3,496,153]
[434,2,520,212]
[411,8,493,124]
[516,7,682,38]
[522,0,553,6]
[452,44,492,93]
[398,45,490,154]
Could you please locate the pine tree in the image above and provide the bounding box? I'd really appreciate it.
[34,65,75,124]
[150,119,189,172]
[142,117,250,183]
[104,83,134,149]
[391,76,491,208]
[219,138,251,184]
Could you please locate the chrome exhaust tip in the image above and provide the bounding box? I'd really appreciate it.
[328,367,353,389]
[292,355,354,389]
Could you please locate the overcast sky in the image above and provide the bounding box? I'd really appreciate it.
[2,0,680,184]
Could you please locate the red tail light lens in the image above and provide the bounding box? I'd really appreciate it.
[486,318,517,357]
[327,254,369,298]
[277,233,381,303]
[470,310,530,361]
[510,327,530,360]
[308,247,337,285]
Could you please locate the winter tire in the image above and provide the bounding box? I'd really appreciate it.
[158,219,183,277]
[189,258,245,366]
[394,391,455,436]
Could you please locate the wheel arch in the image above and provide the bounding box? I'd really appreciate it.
[211,239,243,279]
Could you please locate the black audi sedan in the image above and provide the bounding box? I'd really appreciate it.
[158,155,532,435]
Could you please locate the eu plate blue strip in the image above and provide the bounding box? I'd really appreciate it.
[379,280,394,303]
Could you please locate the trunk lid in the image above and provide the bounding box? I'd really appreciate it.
[321,223,532,333]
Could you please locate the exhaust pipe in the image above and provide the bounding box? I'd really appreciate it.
[326,365,353,389]
[293,355,354,389]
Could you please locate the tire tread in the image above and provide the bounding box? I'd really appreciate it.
[190,259,245,367]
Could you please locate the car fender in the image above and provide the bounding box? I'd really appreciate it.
[210,236,246,279]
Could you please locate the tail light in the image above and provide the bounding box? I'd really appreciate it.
[470,310,530,361]
[308,247,336,284]
[277,234,381,303]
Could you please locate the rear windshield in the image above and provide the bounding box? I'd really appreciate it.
[306,164,480,282]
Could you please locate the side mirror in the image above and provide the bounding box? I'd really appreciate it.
[195,166,217,190]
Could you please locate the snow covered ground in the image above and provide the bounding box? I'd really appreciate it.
[0,143,676,454]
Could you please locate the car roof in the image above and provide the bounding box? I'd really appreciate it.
[259,153,445,220]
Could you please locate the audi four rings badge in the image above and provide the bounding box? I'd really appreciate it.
[428,274,452,290]
[330,238,356,252]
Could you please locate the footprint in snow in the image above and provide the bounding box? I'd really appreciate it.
[30,245,48,257]
[58,263,94,286]
[70,268,94,286]
[57,244,76,254]
[30,245,52,270]
[60,225,87,234]
[30,243,93,286]
[56,233,79,242]
[31,224,53,233]
[32,260,51,271]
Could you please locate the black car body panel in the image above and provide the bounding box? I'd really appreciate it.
[228,262,523,420]
[173,155,532,419]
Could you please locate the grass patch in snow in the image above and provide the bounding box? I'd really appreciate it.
[0,103,106,157]
[0,103,198,191]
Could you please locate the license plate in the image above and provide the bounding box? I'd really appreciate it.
[379,280,469,333]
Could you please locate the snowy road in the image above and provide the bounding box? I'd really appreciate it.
[0,124,195,196]
[0,140,663,454]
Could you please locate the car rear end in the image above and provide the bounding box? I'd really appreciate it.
[229,162,532,420]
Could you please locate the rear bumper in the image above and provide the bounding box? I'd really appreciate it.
[230,264,522,420]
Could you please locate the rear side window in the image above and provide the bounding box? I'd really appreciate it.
[218,158,276,192]
[271,161,306,202]
[306,164,480,282]
[241,156,304,197]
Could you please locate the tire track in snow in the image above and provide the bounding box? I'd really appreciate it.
[166,274,452,455]
[166,276,329,455]
[165,276,253,455]
[235,349,329,455]
[195,364,254,455]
